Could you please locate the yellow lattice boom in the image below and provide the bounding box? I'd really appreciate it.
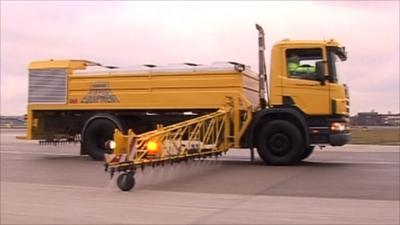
[105,106,233,172]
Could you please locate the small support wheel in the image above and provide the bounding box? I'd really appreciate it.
[117,172,135,191]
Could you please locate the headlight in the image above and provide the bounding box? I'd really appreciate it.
[105,140,116,150]
[330,122,349,132]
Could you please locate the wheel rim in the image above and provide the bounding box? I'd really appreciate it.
[268,133,290,156]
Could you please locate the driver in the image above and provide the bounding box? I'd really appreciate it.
[287,54,316,75]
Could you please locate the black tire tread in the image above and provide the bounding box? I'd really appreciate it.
[299,146,315,161]
[83,118,119,160]
[117,172,135,191]
[256,120,304,165]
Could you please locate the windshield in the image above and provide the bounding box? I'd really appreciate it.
[328,47,347,83]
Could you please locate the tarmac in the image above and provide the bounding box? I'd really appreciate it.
[1,129,399,224]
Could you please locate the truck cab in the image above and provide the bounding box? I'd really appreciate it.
[251,39,350,162]
[270,39,349,116]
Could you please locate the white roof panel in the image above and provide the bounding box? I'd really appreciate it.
[73,62,257,77]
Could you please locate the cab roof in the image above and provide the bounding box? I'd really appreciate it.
[274,39,342,48]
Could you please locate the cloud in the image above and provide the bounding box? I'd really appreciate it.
[1,1,399,115]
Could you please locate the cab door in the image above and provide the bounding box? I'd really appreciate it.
[281,47,330,115]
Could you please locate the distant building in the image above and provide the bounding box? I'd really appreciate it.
[0,116,26,128]
[351,112,400,126]
[381,113,400,126]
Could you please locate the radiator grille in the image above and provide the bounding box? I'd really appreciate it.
[28,69,67,103]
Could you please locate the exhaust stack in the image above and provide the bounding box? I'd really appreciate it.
[255,24,269,109]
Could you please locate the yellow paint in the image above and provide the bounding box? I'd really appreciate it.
[26,38,349,142]
[29,59,88,70]
[106,105,232,168]
[112,129,130,155]
[269,39,349,116]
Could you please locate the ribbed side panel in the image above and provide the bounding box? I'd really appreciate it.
[28,69,67,103]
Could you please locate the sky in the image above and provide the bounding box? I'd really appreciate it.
[1,1,399,116]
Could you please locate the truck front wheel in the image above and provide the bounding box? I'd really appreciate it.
[257,120,304,165]
[83,118,121,160]
[299,146,315,161]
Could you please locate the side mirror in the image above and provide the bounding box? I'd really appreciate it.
[315,61,326,85]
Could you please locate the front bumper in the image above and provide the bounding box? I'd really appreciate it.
[330,132,351,146]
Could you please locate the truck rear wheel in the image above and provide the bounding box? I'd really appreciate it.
[83,118,121,160]
[257,120,304,165]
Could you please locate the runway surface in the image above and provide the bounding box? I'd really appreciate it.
[1,129,399,224]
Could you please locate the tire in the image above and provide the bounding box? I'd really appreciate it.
[117,172,135,191]
[83,118,120,161]
[257,120,304,165]
[299,146,315,161]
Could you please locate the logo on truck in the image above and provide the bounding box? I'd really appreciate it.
[81,82,119,104]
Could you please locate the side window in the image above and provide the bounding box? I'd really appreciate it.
[286,48,323,81]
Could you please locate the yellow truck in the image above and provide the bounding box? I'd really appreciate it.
[24,24,350,190]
